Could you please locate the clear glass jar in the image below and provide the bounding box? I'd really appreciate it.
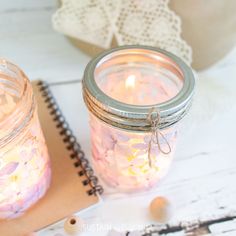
[83,46,195,192]
[0,60,51,219]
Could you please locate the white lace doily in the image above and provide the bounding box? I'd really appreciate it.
[52,0,192,65]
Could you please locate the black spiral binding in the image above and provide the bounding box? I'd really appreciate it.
[37,81,104,196]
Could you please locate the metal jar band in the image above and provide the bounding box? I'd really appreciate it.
[82,45,195,132]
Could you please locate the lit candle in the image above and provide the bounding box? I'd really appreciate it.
[125,75,136,104]
[0,60,51,219]
[83,46,195,191]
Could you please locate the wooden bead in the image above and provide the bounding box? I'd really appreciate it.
[64,215,84,235]
[149,196,172,223]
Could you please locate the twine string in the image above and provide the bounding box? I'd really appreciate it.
[147,108,172,167]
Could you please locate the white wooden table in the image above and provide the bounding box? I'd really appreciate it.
[1,1,236,235]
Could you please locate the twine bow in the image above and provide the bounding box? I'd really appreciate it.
[147,108,172,167]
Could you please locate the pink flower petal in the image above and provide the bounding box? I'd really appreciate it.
[0,162,19,176]
[0,204,12,211]
[115,144,132,156]
[132,143,147,150]
[136,150,147,156]
[102,133,116,150]
[115,132,130,142]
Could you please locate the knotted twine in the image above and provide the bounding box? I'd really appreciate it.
[147,108,172,168]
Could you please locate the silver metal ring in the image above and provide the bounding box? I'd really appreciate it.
[83,45,195,131]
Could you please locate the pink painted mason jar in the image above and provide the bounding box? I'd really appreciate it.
[0,60,51,219]
[83,46,195,191]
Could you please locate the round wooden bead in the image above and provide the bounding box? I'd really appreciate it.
[149,196,172,223]
[64,215,84,235]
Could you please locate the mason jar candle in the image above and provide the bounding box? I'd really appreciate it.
[83,46,195,191]
[0,60,51,219]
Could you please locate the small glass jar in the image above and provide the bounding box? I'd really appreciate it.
[83,46,195,191]
[0,60,51,219]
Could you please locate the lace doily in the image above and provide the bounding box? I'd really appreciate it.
[52,0,192,65]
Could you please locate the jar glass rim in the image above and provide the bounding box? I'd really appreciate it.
[83,46,195,130]
[0,59,34,146]
[0,59,28,109]
[84,46,194,114]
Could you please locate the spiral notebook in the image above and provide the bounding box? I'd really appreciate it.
[0,80,103,236]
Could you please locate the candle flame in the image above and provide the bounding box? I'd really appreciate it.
[125,75,136,89]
